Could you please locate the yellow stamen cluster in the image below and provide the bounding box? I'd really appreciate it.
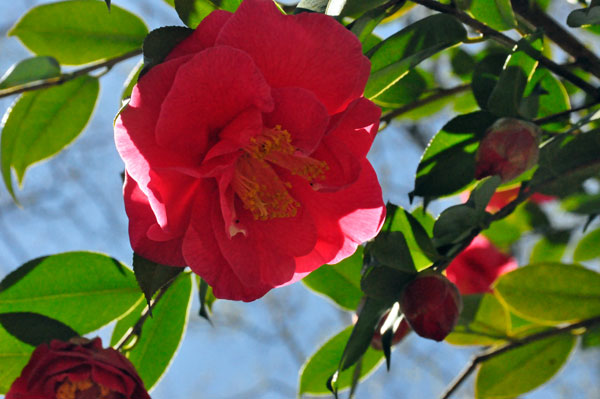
[56,377,113,399]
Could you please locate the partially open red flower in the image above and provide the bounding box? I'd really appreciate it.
[445,235,517,294]
[400,273,462,342]
[475,118,540,182]
[6,337,149,399]
[115,0,385,301]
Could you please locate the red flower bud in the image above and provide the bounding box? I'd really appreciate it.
[400,273,462,341]
[475,118,540,182]
[7,337,149,399]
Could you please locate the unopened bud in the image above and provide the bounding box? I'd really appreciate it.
[475,118,540,182]
[400,273,462,341]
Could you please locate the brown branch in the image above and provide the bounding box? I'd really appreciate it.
[380,83,471,124]
[440,315,600,399]
[511,0,600,81]
[409,0,600,99]
[0,49,142,99]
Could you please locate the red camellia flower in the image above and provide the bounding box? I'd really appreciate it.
[6,337,149,399]
[486,187,554,212]
[400,273,462,342]
[114,0,385,301]
[445,235,517,295]
[475,118,540,182]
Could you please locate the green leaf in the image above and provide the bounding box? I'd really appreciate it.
[303,247,364,311]
[121,60,143,100]
[132,252,183,307]
[0,252,142,334]
[371,232,416,272]
[451,49,476,77]
[531,130,600,196]
[299,326,385,396]
[471,52,508,110]
[466,175,502,213]
[523,69,570,131]
[495,263,600,323]
[582,324,600,348]
[0,328,33,394]
[0,312,78,347]
[122,273,193,390]
[372,70,427,108]
[411,111,497,200]
[141,26,194,75]
[174,0,241,28]
[365,14,466,99]
[0,56,60,90]
[562,192,600,215]
[361,253,415,301]
[476,334,576,398]
[468,0,516,31]
[198,277,216,321]
[573,227,600,262]
[446,294,509,346]
[529,230,570,263]
[567,6,600,27]
[104,0,111,10]
[296,0,328,13]
[433,204,481,249]
[341,0,389,16]
[1,75,99,201]
[487,34,542,117]
[110,298,146,348]
[9,0,148,65]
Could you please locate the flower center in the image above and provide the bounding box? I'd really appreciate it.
[56,377,115,399]
[231,125,327,221]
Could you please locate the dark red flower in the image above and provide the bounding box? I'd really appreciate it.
[475,118,540,182]
[114,0,385,301]
[6,337,149,399]
[400,273,462,342]
[445,235,517,295]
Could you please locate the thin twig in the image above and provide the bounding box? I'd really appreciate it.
[380,83,471,124]
[409,0,600,99]
[440,315,600,399]
[0,48,142,99]
[534,100,600,126]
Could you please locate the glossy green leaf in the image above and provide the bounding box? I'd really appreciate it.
[110,298,146,348]
[296,0,328,13]
[121,60,143,100]
[341,0,389,16]
[1,75,99,201]
[372,232,416,273]
[0,328,33,393]
[524,69,570,131]
[446,294,509,346]
[411,111,497,200]
[372,70,427,108]
[365,14,466,99]
[451,49,476,77]
[433,204,481,248]
[529,230,569,263]
[0,312,78,347]
[531,130,600,196]
[123,273,193,390]
[495,263,600,323]
[198,277,216,321]
[174,0,241,27]
[132,253,183,307]
[299,325,385,396]
[361,254,414,301]
[141,26,193,75]
[468,0,516,31]
[0,252,142,334]
[476,334,576,398]
[9,0,147,65]
[574,227,600,262]
[471,53,507,110]
[567,6,600,27]
[303,247,363,311]
[0,56,60,90]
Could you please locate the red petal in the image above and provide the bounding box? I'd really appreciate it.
[155,46,274,157]
[124,174,186,266]
[263,87,329,154]
[165,10,233,60]
[216,0,370,114]
[310,134,362,191]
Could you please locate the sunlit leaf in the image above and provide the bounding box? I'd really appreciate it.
[0,56,60,90]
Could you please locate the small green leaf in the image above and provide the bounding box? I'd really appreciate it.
[451,49,476,77]
[0,252,141,334]
[372,70,427,108]
[123,273,193,390]
[567,6,600,27]
[296,0,328,13]
[0,328,33,394]
[132,253,183,307]
[574,227,600,262]
[476,334,576,398]
[471,52,508,110]
[303,247,364,311]
[582,324,600,348]
[372,232,416,272]
[121,60,143,100]
[365,14,466,99]
[446,294,509,346]
[175,0,218,28]
[299,326,385,396]
[529,230,570,263]
[141,26,194,75]
[198,277,216,321]
[0,312,78,347]
[467,176,502,213]
[361,253,415,301]
[1,75,99,201]
[495,263,600,323]
[523,69,570,131]
[531,130,600,196]
[468,0,516,31]
[9,0,148,65]
[562,192,600,215]
[0,56,60,90]
[433,204,482,249]
[110,298,146,348]
[411,111,497,201]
